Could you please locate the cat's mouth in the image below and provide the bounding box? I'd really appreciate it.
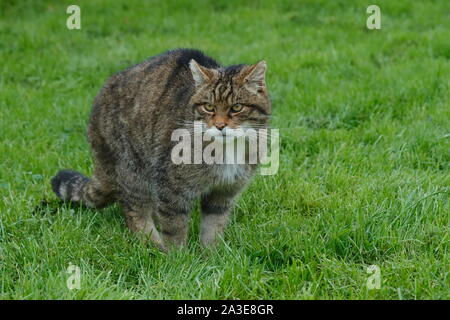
[197,121,267,144]
[205,127,243,139]
[205,127,248,142]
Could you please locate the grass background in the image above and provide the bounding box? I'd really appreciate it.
[0,0,449,299]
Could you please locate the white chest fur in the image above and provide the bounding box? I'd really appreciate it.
[208,135,248,185]
[214,164,246,185]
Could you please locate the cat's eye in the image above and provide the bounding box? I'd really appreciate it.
[230,104,244,113]
[203,105,215,113]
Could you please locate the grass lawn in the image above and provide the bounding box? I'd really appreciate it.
[0,0,449,299]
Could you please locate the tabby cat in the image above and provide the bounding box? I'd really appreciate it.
[51,49,271,251]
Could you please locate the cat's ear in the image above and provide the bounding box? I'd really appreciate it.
[241,60,267,94]
[189,59,216,87]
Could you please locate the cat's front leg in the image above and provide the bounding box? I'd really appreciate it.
[157,205,190,250]
[200,187,240,247]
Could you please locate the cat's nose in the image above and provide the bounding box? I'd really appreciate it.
[214,122,226,131]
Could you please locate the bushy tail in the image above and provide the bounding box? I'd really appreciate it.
[51,169,112,208]
[51,169,89,203]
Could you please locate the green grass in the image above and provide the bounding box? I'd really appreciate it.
[0,0,449,299]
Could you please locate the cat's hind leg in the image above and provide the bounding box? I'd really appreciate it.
[123,205,165,251]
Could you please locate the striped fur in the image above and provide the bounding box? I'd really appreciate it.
[51,49,271,251]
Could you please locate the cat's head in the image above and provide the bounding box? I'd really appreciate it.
[189,59,271,137]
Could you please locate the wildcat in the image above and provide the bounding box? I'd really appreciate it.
[51,49,271,251]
